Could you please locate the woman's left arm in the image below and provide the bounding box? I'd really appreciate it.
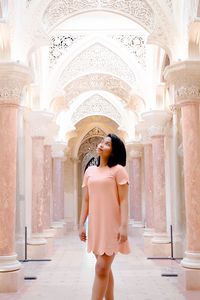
[117,183,129,243]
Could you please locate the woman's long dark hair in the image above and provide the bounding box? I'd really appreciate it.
[97,133,126,167]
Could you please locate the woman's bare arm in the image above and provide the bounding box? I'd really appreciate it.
[117,183,129,243]
[79,187,89,241]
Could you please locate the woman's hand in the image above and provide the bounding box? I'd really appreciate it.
[117,225,128,244]
[79,225,87,242]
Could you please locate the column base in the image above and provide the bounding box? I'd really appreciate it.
[27,238,48,260]
[34,230,56,257]
[181,251,200,269]
[184,269,200,290]
[0,269,23,293]
[0,254,22,293]
[128,224,144,237]
[151,242,171,257]
[143,227,154,237]
[64,219,75,232]
[152,232,170,243]
[132,221,144,228]
[51,222,65,237]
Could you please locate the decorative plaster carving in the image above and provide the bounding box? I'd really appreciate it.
[111,34,146,68]
[164,61,200,102]
[71,94,121,125]
[81,127,106,143]
[26,0,32,7]
[49,34,84,68]
[142,110,172,137]
[78,134,103,173]
[43,0,155,32]
[64,74,130,104]
[148,125,165,137]
[59,43,136,87]
[176,86,200,100]
[0,63,31,105]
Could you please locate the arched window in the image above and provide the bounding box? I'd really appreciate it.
[84,157,98,172]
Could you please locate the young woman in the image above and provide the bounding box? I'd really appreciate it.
[79,133,130,300]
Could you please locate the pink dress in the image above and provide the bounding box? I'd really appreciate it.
[82,164,131,256]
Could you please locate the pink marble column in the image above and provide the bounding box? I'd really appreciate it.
[32,137,45,234]
[143,143,154,231]
[43,145,53,230]
[164,60,200,289]
[0,63,30,292]
[131,156,142,225]
[0,104,19,256]
[142,111,171,244]
[128,160,134,220]
[181,101,200,262]
[52,157,65,222]
[151,135,167,239]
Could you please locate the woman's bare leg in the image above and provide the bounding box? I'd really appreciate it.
[105,269,114,300]
[91,253,115,300]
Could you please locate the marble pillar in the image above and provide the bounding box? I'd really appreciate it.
[129,151,143,227]
[28,111,55,259]
[32,136,45,234]
[164,60,200,289]
[152,135,167,238]
[0,63,30,292]
[143,143,154,235]
[51,142,67,237]
[142,110,172,257]
[128,159,134,221]
[43,145,53,230]
[52,158,64,221]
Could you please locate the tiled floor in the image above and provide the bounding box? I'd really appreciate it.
[1,230,200,300]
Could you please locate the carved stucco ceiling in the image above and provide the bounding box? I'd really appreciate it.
[49,33,146,70]
[64,73,131,104]
[59,43,137,88]
[24,1,176,61]
[43,0,155,32]
[71,93,122,125]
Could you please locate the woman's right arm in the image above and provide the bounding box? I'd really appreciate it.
[78,186,89,241]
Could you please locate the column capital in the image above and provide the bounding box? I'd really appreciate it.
[29,110,55,137]
[126,142,143,159]
[135,121,151,144]
[51,141,67,158]
[0,62,32,106]
[164,60,200,104]
[129,150,142,158]
[141,110,172,137]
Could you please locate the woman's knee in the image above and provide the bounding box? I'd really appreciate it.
[95,261,110,277]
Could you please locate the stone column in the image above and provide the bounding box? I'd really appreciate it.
[28,111,54,259]
[128,158,134,222]
[0,63,30,292]
[136,122,154,236]
[168,105,184,257]
[142,110,172,257]
[51,142,67,237]
[164,61,200,290]
[72,157,79,230]
[129,150,143,227]
[43,145,53,230]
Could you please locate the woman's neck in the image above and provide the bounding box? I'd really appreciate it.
[99,157,108,167]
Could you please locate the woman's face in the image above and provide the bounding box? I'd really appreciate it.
[96,136,112,159]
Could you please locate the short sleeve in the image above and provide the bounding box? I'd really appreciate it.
[115,165,129,185]
[82,168,89,188]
